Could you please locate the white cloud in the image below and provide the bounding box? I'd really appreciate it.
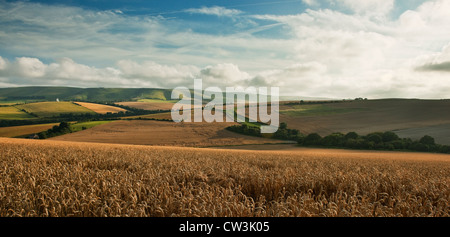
[198,63,251,88]
[117,60,196,80]
[248,62,331,96]
[249,0,450,98]
[0,56,256,89]
[1,0,450,99]
[46,58,125,85]
[13,57,47,78]
[185,6,243,17]
[0,1,162,67]
[116,60,200,88]
[302,0,318,7]
[338,0,395,16]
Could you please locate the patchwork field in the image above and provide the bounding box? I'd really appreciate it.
[278,99,450,144]
[123,112,173,120]
[393,124,450,146]
[0,106,35,120]
[0,123,59,138]
[0,137,448,217]
[15,102,95,118]
[116,101,175,111]
[74,102,127,114]
[50,120,289,147]
[70,121,114,132]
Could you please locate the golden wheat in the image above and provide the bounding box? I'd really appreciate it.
[0,138,448,217]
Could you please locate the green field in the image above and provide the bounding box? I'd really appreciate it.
[137,90,167,100]
[15,102,96,118]
[280,104,367,117]
[136,99,178,103]
[0,87,173,102]
[70,120,113,132]
[0,106,36,120]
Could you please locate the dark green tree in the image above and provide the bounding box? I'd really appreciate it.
[304,133,322,146]
[419,135,435,146]
[366,133,383,144]
[382,131,399,143]
[344,132,359,140]
[322,133,345,147]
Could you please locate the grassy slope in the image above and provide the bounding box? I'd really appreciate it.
[280,104,368,116]
[279,99,450,144]
[116,101,175,111]
[74,102,127,114]
[70,121,113,132]
[136,99,178,103]
[0,123,59,137]
[15,102,96,118]
[0,106,36,120]
[0,87,173,102]
[0,121,114,138]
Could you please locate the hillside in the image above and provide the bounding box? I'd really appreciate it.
[50,120,289,147]
[278,99,450,145]
[15,102,95,118]
[0,87,173,102]
[74,102,128,114]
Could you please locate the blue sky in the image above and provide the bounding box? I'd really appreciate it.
[1,0,450,99]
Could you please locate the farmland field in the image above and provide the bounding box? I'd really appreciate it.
[0,123,59,138]
[137,99,179,103]
[122,112,173,120]
[15,102,96,118]
[278,99,450,145]
[70,121,114,132]
[116,101,175,111]
[0,137,448,217]
[50,120,288,147]
[280,104,367,117]
[74,102,127,114]
[0,106,35,120]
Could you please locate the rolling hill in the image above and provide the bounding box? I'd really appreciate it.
[0,86,174,102]
[50,120,290,147]
[15,102,96,118]
[74,102,128,114]
[278,99,450,145]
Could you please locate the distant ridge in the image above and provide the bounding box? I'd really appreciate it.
[0,86,173,102]
[0,86,339,103]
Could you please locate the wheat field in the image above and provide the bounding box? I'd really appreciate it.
[0,137,448,217]
[15,102,95,118]
[74,102,127,114]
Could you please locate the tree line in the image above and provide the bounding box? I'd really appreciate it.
[298,131,450,153]
[37,122,73,139]
[0,103,171,127]
[227,122,450,154]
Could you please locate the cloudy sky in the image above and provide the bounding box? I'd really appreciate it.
[1,0,450,99]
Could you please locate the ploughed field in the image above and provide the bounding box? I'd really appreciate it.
[50,120,288,147]
[0,123,59,138]
[0,137,448,217]
[74,102,127,114]
[278,99,450,145]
